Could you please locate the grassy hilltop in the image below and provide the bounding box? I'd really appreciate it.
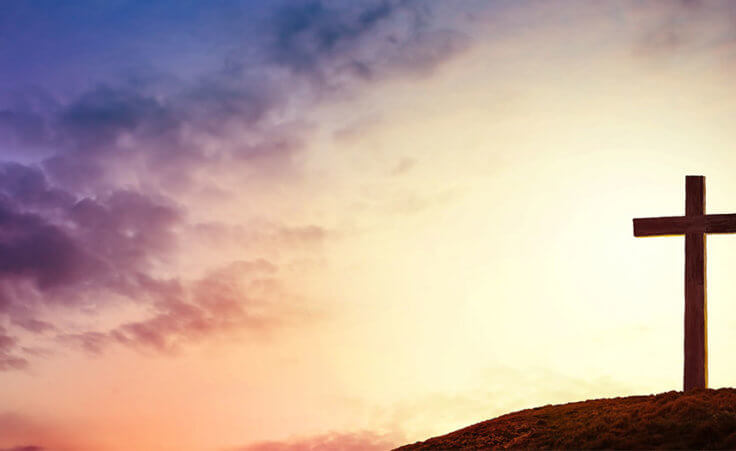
[396,388,736,450]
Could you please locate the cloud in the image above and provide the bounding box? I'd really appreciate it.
[0,163,75,210]
[59,331,110,356]
[60,258,313,355]
[234,430,402,451]
[0,162,184,367]
[58,85,179,150]
[262,0,469,86]
[0,0,471,368]
[12,318,55,333]
[0,161,324,368]
[0,198,92,290]
[0,327,28,371]
[629,0,736,58]
[266,1,397,73]
[0,163,179,301]
[0,0,471,192]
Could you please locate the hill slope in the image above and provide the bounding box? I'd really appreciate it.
[396,388,736,449]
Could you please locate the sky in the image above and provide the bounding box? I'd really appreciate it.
[2,0,736,449]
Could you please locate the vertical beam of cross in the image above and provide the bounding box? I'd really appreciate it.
[684,175,707,391]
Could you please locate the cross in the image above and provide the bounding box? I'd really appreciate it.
[633,175,736,391]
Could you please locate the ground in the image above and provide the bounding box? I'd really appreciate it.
[395,388,736,450]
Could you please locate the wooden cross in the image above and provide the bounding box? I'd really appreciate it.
[633,175,736,391]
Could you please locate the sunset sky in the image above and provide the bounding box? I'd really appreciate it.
[3,1,736,449]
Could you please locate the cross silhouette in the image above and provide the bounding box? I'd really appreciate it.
[634,175,736,391]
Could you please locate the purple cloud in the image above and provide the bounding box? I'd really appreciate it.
[0,163,184,368]
[0,160,325,369]
[0,205,88,290]
[0,163,179,300]
[0,0,472,368]
[59,258,307,356]
[1,1,470,191]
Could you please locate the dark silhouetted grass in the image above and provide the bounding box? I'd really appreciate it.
[396,388,736,449]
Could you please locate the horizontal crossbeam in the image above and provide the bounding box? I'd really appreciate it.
[633,213,736,237]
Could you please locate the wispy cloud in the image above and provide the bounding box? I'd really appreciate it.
[0,327,28,371]
[233,430,402,451]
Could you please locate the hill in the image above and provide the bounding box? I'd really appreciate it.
[395,388,736,449]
